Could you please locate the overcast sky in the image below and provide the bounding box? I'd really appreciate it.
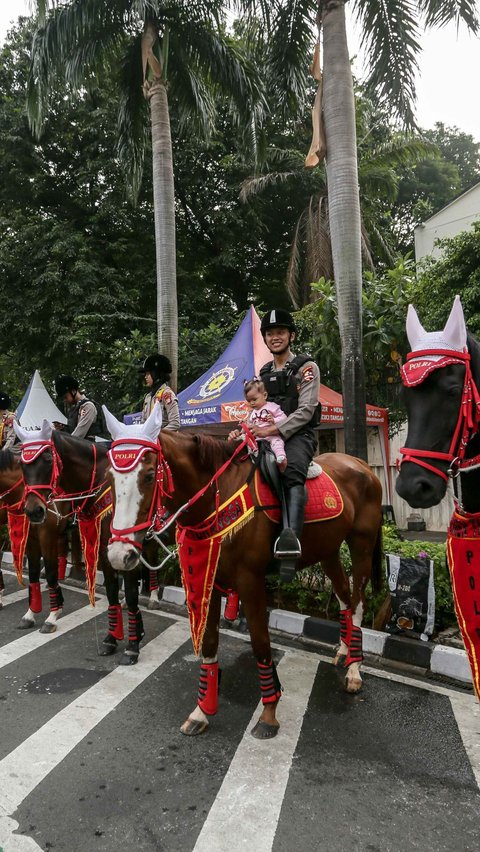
[1,0,479,142]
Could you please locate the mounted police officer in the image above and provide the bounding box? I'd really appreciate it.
[54,375,100,441]
[0,391,16,449]
[139,354,180,430]
[255,309,320,578]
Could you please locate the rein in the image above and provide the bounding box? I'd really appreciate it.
[399,348,480,483]
[0,477,23,508]
[21,439,106,515]
[108,431,253,549]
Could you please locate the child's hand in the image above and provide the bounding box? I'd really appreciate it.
[228,429,241,441]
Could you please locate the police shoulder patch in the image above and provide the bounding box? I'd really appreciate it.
[163,391,173,405]
[302,365,315,383]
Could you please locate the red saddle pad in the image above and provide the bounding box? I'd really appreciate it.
[254,468,343,524]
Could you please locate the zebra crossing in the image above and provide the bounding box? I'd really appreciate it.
[0,570,479,852]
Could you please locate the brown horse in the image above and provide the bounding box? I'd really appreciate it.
[104,404,383,739]
[14,423,148,664]
[0,446,72,630]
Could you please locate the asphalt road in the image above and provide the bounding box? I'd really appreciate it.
[0,570,479,852]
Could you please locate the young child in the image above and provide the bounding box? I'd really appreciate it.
[242,378,287,471]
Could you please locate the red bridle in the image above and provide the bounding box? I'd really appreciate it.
[20,439,102,512]
[399,348,480,482]
[108,438,174,550]
[108,429,254,550]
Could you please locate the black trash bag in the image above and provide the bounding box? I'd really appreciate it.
[385,553,435,640]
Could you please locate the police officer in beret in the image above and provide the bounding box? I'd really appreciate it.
[139,354,180,430]
[54,375,100,441]
[0,391,16,449]
[256,309,320,578]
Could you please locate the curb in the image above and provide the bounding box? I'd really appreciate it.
[1,556,472,689]
[160,586,472,688]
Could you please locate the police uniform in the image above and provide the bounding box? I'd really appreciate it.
[0,410,15,449]
[141,383,180,429]
[259,355,320,489]
[67,395,98,441]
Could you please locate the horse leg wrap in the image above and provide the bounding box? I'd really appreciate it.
[339,608,353,648]
[107,604,124,640]
[57,556,67,581]
[258,660,282,705]
[29,582,42,614]
[345,625,364,666]
[197,662,220,716]
[149,570,159,593]
[128,609,145,644]
[224,590,239,622]
[48,585,64,613]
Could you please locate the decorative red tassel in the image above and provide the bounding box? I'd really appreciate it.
[29,582,42,614]
[58,556,67,581]
[107,604,124,640]
[197,661,219,715]
[224,590,239,622]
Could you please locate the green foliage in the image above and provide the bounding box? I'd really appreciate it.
[266,523,455,631]
[294,256,416,432]
[413,223,480,336]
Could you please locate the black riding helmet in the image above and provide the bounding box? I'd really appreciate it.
[139,354,172,381]
[0,391,11,410]
[55,375,79,396]
[260,309,296,336]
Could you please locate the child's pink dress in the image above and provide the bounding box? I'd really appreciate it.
[246,401,287,461]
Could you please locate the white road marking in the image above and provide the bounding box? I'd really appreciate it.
[450,694,480,788]
[0,620,190,851]
[0,587,29,607]
[0,598,109,670]
[192,650,319,852]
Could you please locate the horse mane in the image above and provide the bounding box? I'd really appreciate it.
[467,331,480,361]
[192,434,243,470]
[0,447,18,472]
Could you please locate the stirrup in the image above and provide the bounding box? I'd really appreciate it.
[274,528,301,559]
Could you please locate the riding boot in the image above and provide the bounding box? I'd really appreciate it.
[274,485,306,583]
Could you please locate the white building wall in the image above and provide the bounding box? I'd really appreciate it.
[415,182,480,261]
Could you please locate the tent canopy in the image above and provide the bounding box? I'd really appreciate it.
[16,370,67,429]
[178,306,388,430]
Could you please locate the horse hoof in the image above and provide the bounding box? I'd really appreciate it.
[180,718,209,736]
[98,643,117,657]
[119,652,139,666]
[147,598,161,610]
[39,622,57,634]
[345,677,362,694]
[251,720,279,740]
[17,618,35,630]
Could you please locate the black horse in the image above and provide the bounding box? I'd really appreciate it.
[396,296,480,698]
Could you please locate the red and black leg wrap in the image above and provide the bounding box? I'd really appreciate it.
[345,624,364,666]
[48,585,64,613]
[107,604,124,640]
[57,555,67,581]
[339,608,353,647]
[149,570,159,593]
[29,581,42,614]
[224,590,239,622]
[197,661,220,716]
[128,609,145,644]
[258,660,282,705]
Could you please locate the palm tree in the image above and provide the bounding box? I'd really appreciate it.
[27,0,264,387]
[262,0,478,459]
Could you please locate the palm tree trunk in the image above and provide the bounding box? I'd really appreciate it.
[321,0,367,460]
[147,79,178,389]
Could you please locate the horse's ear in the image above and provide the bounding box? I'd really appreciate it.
[142,402,163,442]
[41,420,53,440]
[13,421,43,444]
[102,406,124,440]
[406,304,427,350]
[443,295,467,351]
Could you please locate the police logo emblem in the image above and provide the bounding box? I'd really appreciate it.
[198,367,235,400]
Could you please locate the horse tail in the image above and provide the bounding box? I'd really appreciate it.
[371,519,383,594]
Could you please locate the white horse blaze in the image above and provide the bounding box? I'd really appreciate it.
[108,468,143,571]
